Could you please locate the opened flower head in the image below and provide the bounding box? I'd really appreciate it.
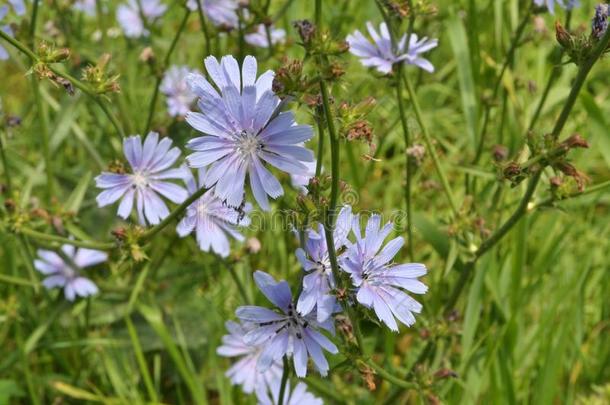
[217,320,282,402]
[340,215,428,332]
[116,0,166,38]
[185,55,314,211]
[236,271,338,377]
[296,205,353,322]
[534,0,580,15]
[34,244,106,301]
[245,24,287,48]
[177,168,250,257]
[187,0,238,29]
[346,22,438,74]
[160,65,199,117]
[95,132,189,226]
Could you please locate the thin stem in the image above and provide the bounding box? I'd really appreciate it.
[125,316,159,403]
[0,128,12,194]
[319,80,340,221]
[31,77,54,200]
[17,227,115,250]
[0,30,126,139]
[403,74,460,217]
[278,357,290,405]
[226,261,250,304]
[144,9,190,134]
[195,0,212,56]
[396,66,415,261]
[140,186,209,242]
[314,111,325,177]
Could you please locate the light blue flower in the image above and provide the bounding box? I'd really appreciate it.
[34,244,106,301]
[534,0,580,15]
[259,381,323,405]
[185,55,314,210]
[236,271,338,377]
[116,0,166,38]
[245,24,286,48]
[160,65,199,117]
[187,0,238,29]
[296,205,353,322]
[592,4,609,39]
[340,214,428,332]
[177,169,250,257]
[95,132,189,226]
[217,320,283,401]
[347,22,438,74]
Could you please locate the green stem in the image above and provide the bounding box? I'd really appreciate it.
[319,80,339,221]
[533,179,610,209]
[396,65,415,261]
[403,74,460,217]
[31,77,54,200]
[17,227,115,250]
[278,357,290,405]
[140,186,209,242]
[226,261,250,304]
[314,111,325,177]
[0,128,12,195]
[144,9,190,134]
[195,0,212,56]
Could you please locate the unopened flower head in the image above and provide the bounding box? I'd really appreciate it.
[217,320,282,402]
[177,169,250,257]
[534,0,580,15]
[187,0,238,29]
[236,271,338,377]
[116,0,166,38]
[160,65,199,117]
[340,215,428,331]
[296,206,353,322]
[34,244,106,301]
[185,55,314,211]
[346,22,438,74]
[245,24,287,48]
[95,132,189,226]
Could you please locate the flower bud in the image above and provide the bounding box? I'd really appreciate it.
[555,21,573,49]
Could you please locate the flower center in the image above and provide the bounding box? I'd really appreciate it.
[236,130,260,157]
[196,200,209,217]
[132,172,149,188]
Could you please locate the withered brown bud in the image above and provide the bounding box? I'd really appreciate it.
[555,21,573,49]
[346,120,373,143]
[52,216,65,234]
[434,368,458,379]
[55,77,75,96]
[554,162,589,192]
[503,162,521,178]
[492,144,509,161]
[31,208,50,220]
[407,144,426,166]
[562,133,589,149]
[4,199,15,212]
[6,115,21,127]
[550,176,563,187]
[111,227,127,240]
[139,47,156,64]
[293,20,316,45]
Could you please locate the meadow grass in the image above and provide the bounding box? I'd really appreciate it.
[1,0,609,404]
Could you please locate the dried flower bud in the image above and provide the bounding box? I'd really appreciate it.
[111,227,127,240]
[293,20,316,45]
[492,144,509,162]
[4,199,16,212]
[550,176,563,188]
[555,21,573,49]
[139,47,156,64]
[407,144,426,166]
[434,368,458,380]
[562,133,589,149]
[246,237,261,254]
